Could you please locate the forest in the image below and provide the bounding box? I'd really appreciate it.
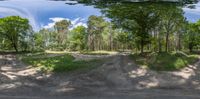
[0,3,200,53]
[0,2,199,72]
[0,0,200,98]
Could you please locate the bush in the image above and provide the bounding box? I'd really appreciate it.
[130,52,199,71]
[21,54,102,72]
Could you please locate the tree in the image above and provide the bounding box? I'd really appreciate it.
[54,20,71,50]
[69,26,87,51]
[101,22,115,51]
[87,15,107,51]
[115,30,129,51]
[0,16,30,52]
[33,32,45,50]
[185,21,200,52]
[78,0,197,53]
[104,3,160,53]
[158,4,185,52]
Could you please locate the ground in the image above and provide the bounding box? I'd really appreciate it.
[0,53,200,99]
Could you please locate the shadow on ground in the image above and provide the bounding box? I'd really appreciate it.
[0,54,200,98]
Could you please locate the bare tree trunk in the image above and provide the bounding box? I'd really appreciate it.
[165,32,169,52]
[177,32,181,51]
[158,32,162,52]
[109,32,113,51]
[141,40,144,54]
[13,42,18,52]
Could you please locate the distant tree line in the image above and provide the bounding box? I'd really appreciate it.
[32,15,133,51]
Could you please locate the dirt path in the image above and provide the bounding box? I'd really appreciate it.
[0,54,200,99]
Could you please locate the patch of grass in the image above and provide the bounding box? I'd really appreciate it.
[45,50,68,54]
[80,50,118,55]
[130,52,199,71]
[21,54,103,72]
[16,51,46,58]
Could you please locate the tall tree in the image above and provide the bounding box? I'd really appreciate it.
[69,26,87,51]
[87,15,107,51]
[0,16,30,52]
[54,20,71,49]
[185,21,200,52]
[158,4,185,52]
[104,3,160,53]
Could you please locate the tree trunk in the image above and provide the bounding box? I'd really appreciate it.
[189,43,193,52]
[177,32,181,51]
[158,34,162,52]
[13,43,18,52]
[141,40,144,54]
[109,32,112,51]
[92,39,95,51]
[165,32,169,52]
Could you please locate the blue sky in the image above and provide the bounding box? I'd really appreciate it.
[183,2,200,22]
[0,0,101,31]
[0,0,200,31]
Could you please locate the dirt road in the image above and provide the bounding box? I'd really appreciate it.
[0,54,200,99]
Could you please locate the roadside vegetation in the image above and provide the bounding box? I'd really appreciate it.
[20,53,103,72]
[131,52,199,71]
[80,50,118,55]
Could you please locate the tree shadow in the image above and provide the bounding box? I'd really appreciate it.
[0,54,200,97]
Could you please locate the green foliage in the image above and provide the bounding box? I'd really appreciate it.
[130,52,199,71]
[0,16,31,52]
[1,4,197,54]
[184,21,200,52]
[78,0,198,4]
[87,15,107,51]
[80,50,117,55]
[54,20,71,50]
[21,54,103,72]
[68,26,87,51]
[104,3,165,53]
[33,32,45,51]
[100,2,190,53]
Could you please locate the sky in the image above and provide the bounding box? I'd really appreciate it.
[183,2,200,22]
[0,0,200,31]
[0,0,101,31]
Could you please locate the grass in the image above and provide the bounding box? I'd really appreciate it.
[80,50,118,55]
[45,50,118,55]
[21,54,103,73]
[45,50,68,54]
[130,52,199,71]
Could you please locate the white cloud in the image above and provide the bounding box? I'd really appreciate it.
[183,2,200,15]
[43,22,55,29]
[183,3,200,22]
[183,7,200,15]
[49,17,68,22]
[42,17,87,30]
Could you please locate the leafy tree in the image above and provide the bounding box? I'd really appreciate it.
[69,26,87,51]
[87,15,107,51]
[0,16,30,52]
[158,4,185,52]
[54,20,71,50]
[104,3,160,53]
[33,32,45,51]
[185,21,200,52]
[115,31,129,51]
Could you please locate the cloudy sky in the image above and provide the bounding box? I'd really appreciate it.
[0,0,101,31]
[0,0,200,31]
[183,2,200,22]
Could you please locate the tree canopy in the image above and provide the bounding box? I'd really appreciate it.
[0,16,31,52]
[0,2,199,53]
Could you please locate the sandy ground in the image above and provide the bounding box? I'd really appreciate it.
[0,54,200,99]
